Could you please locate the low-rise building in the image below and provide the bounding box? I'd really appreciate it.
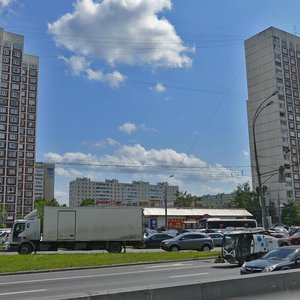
[201,192,236,208]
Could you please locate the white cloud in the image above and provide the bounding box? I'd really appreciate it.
[44,144,248,205]
[243,150,249,156]
[119,122,157,134]
[150,83,166,93]
[60,55,126,87]
[119,122,137,134]
[83,138,120,148]
[0,0,13,8]
[48,0,193,68]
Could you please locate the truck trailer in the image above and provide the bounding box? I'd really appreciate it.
[6,206,144,254]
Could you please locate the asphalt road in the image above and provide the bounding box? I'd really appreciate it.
[0,259,239,299]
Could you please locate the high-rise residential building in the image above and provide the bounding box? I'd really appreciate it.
[34,162,55,201]
[69,178,179,207]
[0,29,39,223]
[245,27,300,214]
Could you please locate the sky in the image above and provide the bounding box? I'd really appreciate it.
[0,0,300,205]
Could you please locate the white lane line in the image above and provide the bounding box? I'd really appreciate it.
[146,263,192,269]
[0,289,47,296]
[0,265,205,286]
[169,273,209,278]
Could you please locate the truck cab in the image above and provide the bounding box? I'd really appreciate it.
[6,210,41,253]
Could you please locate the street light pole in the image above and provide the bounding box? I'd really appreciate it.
[164,175,174,230]
[252,90,278,229]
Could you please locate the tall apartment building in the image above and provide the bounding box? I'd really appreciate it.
[69,178,179,208]
[34,162,55,201]
[0,29,39,223]
[245,27,300,211]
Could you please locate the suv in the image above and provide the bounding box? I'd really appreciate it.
[160,232,213,252]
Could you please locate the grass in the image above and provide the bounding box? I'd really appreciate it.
[0,250,220,274]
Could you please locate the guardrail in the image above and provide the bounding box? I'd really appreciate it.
[68,269,300,299]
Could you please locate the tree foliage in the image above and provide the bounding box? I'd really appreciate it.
[80,198,96,207]
[281,202,300,225]
[231,182,262,223]
[34,198,60,220]
[173,191,200,208]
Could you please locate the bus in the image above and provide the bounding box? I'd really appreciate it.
[198,218,258,231]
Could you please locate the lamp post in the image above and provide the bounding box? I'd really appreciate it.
[164,175,174,230]
[252,90,278,229]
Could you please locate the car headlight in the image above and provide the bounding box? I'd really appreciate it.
[262,265,276,272]
[241,262,246,269]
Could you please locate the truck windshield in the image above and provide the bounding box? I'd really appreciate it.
[13,222,26,241]
[223,234,239,252]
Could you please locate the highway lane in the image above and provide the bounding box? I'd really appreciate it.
[0,259,239,299]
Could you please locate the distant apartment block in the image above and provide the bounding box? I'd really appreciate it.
[245,27,300,207]
[34,162,55,200]
[201,193,236,208]
[0,29,39,222]
[69,178,179,207]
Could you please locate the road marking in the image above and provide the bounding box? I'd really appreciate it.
[0,265,208,286]
[169,273,209,278]
[0,289,47,296]
[146,263,192,268]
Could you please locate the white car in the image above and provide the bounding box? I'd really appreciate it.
[0,230,10,245]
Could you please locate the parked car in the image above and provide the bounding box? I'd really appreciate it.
[160,232,213,252]
[240,246,300,275]
[0,230,10,245]
[208,233,224,247]
[268,231,290,246]
[141,233,174,249]
[288,232,300,245]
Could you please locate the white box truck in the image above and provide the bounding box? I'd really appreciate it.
[6,206,144,254]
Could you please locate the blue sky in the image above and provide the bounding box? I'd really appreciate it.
[1,0,299,205]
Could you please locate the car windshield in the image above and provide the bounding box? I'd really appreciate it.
[261,248,296,261]
[292,232,300,237]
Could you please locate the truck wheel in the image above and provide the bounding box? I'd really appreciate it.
[18,243,33,255]
[107,242,122,253]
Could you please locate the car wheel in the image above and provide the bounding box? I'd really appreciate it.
[201,245,211,252]
[170,245,179,252]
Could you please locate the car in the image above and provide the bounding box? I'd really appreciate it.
[141,233,174,248]
[208,233,224,247]
[240,246,300,275]
[0,230,10,245]
[160,232,213,252]
[268,231,290,247]
[288,232,300,245]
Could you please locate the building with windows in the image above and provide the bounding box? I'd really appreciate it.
[245,27,300,210]
[0,28,39,223]
[201,192,236,208]
[34,162,55,201]
[69,178,179,207]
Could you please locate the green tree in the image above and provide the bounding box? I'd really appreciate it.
[0,204,6,228]
[80,198,96,206]
[174,191,200,207]
[231,182,262,224]
[34,199,60,220]
[281,202,300,225]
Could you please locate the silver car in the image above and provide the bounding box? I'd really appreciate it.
[160,232,213,252]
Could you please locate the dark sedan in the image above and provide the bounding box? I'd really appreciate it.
[141,233,174,248]
[240,246,300,275]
